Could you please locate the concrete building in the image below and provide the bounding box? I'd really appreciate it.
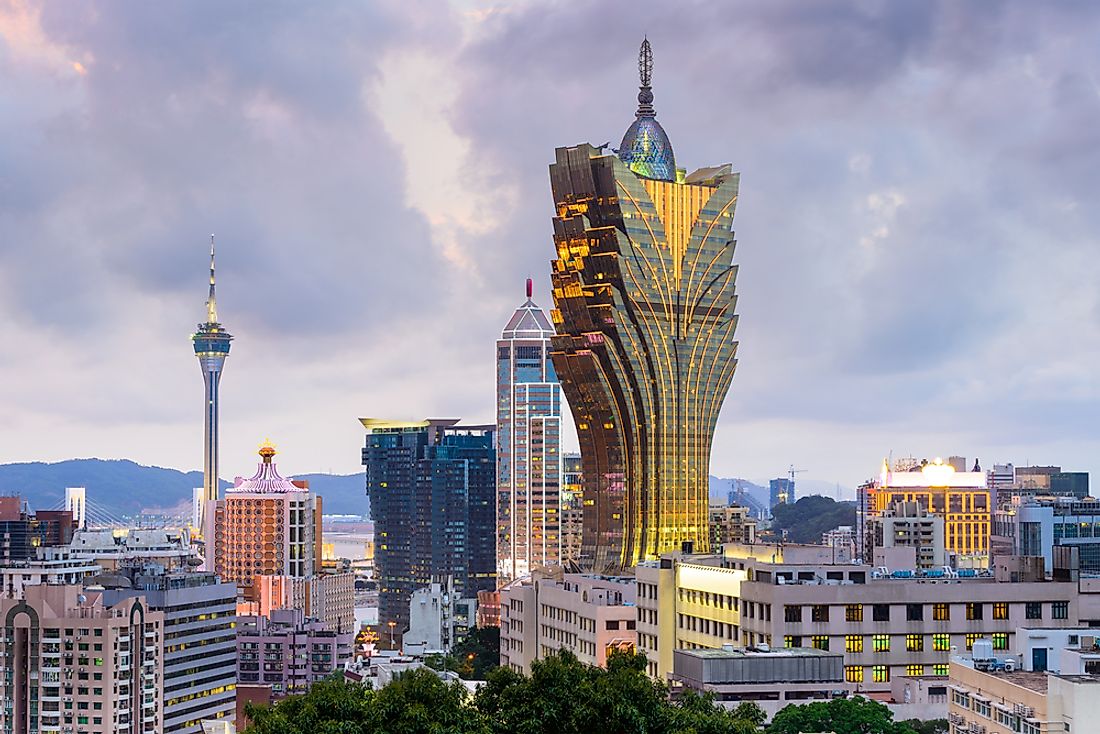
[560,453,583,566]
[671,647,849,717]
[0,500,76,563]
[500,571,637,675]
[402,578,476,653]
[236,608,352,699]
[634,543,1100,692]
[213,443,322,599]
[496,279,563,587]
[871,502,946,569]
[710,505,756,548]
[821,525,856,564]
[995,496,1100,574]
[1014,627,1100,673]
[240,572,356,634]
[71,528,195,572]
[0,584,164,734]
[0,547,101,599]
[949,655,1100,734]
[99,566,237,734]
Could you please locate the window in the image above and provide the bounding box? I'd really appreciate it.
[873,604,890,622]
[966,603,984,621]
[845,665,864,683]
[872,634,890,652]
[1025,602,1042,620]
[993,602,1008,620]
[906,604,924,622]
[933,664,949,676]
[992,633,1008,650]
[845,604,863,622]
[784,605,802,623]
[906,634,924,652]
[811,605,829,623]
[965,633,982,650]
[811,635,829,651]
[605,621,619,630]
[906,664,924,676]
[845,635,863,653]
[783,635,795,648]
[872,665,890,683]
[933,603,950,621]
[932,634,951,651]
[1053,602,1068,620]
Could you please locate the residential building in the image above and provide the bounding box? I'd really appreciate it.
[362,419,496,633]
[499,571,637,675]
[99,566,237,734]
[861,459,991,567]
[71,528,196,572]
[192,237,232,550]
[0,499,76,562]
[240,572,356,634]
[634,543,1100,692]
[213,443,322,598]
[769,478,794,510]
[548,39,740,573]
[671,647,850,717]
[949,655,1100,734]
[476,590,501,628]
[0,547,101,599]
[870,502,946,569]
[561,453,584,566]
[821,525,856,563]
[496,279,562,587]
[995,497,1100,575]
[710,505,756,548]
[0,584,164,734]
[235,608,352,699]
[402,577,476,653]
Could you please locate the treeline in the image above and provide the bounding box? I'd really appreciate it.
[769,495,856,544]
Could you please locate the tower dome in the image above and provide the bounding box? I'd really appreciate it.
[618,38,676,181]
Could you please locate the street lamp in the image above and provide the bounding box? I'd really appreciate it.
[387,620,396,650]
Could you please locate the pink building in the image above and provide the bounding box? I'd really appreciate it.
[236,608,352,699]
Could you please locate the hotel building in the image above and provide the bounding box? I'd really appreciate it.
[549,39,741,572]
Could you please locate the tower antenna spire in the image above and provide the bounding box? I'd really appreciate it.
[636,37,654,118]
[207,234,218,323]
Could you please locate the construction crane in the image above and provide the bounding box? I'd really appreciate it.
[784,465,807,504]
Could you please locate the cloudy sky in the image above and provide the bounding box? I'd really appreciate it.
[1,0,1098,493]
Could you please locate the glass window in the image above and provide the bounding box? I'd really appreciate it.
[845,604,863,622]
[992,633,1008,650]
[993,602,1008,620]
[906,634,924,652]
[933,603,950,621]
[784,605,802,623]
[783,635,795,648]
[966,603,983,621]
[906,604,924,622]
[845,635,863,653]
[933,663,949,676]
[811,605,829,623]
[906,664,924,676]
[872,634,890,652]
[1053,602,1068,620]
[1025,602,1042,620]
[965,633,982,650]
[932,634,951,651]
[873,604,890,622]
[872,665,890,683]
[845,665,864,683]
[811,635,829,651]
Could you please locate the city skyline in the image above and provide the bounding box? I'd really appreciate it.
[3,2,1100,491]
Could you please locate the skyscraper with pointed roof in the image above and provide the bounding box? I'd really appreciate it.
[496,279,563,586]
[192,236,232,554]
[549,39,741,573]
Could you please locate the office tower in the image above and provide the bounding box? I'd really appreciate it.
[496,279,563,586]
[64,487,86,530]
[1049,472,1089,499]
[1015,465,1061,490]
[100,567,237,734]
[0,499,75,563]
[0,585,164,734]
[561,453,584,565]
[361,419,495,633]
[212,442,321,597]
[769,478,794,510]
[193,237,232,552]
[236,608,352,699]
[549,39,740,572]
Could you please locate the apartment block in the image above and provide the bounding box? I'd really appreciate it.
[0,585,164,734]
[709,505,756,548]
[499,571,637,675]
[871,501,946,569]
[235,608,352,699]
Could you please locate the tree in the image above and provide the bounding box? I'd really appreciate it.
[767,697,916,734]
[769,496,856,544]
[900,720,947,734]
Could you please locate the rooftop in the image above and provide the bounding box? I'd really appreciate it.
[680,646,841,660]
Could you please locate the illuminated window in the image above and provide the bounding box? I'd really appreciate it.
[872,634,890,652]
[992,633,1008,650]
[932,634,950,651]
[933,603,950,621]
[811,635,829,651]
[906,634,924,652]
[906,664,924,676]
[845,635,863,653]
[933,664,949,676]
[966,603,983,621]
[872,665,890,683]
[965,633,982,650]
[845,604,863,622]
[993,602,1008,620]
[783,635,795,648]
[845,665,864,683]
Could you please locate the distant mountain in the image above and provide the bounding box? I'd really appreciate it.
[0,459,366,518]
[708,476,769,513]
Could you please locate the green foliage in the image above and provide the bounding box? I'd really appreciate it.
[769,495,856,544]
[900,720,947,734]
[766,697,915,734]
[452,626,500,679]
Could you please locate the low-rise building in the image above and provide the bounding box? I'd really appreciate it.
[236,608,352,699]
[241,571,356,634]
[71,528,196,571]
[0,547,102,598]
[821,525,856,563]
[871,502,946,569]
[500,571,636,675]
[403,578,476,653]
[710,505,757,548]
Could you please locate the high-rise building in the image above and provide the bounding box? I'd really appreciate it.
[496,279,562,586]
[0,585,164,734]
[362,419,496,633]
[0,499,75,563]
[561,453,584,566]
[769,478,794,510]
[549,39,741,573]
[212,442,322,597]
[193,237,232,554]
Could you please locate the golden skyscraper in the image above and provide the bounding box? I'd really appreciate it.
[549,39,740,572]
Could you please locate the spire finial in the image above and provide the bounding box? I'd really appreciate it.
[526,277,533,300]
[207,234,218,324]
[636,37,655,118]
